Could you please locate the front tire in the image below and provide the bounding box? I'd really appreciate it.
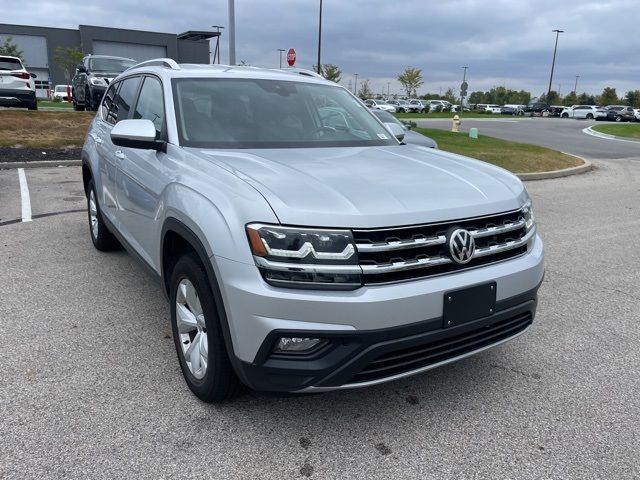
[561,113,569,118]
[615,115,622,122]
[87,180,120,251]
[586,113,594,119]
[170,253,242,402]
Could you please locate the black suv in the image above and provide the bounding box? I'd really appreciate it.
[71,55,136,111]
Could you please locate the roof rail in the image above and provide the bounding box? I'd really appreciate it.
[128,58,181,71]
[271,67,324,79]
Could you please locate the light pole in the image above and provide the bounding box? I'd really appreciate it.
[277,49,285,69]
[460,66,468,112]
[354,73,358,95]
[387,82,390,97]
[316,0,323,74]
[546,29,564,102]
[228,0,236,65]
[574,75,580,94]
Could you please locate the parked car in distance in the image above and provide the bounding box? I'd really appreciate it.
[363,98,396,112]
[386,99,419,113]
[485,104,502,113]
[0,55,37,110]
[52,84,72,101]
[594,105,636,122]
[500,105,525,115]
[82,59,543,402]
[547,106,565,117]
[634,108,640,122]
[524,102,549,114]
[408,99,427,113]
[370,109,437,148]
[560,105,597,119]
[425,100,452,112]
[72,54,136,111]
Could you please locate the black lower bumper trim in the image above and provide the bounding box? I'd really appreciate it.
[234,285,539,392]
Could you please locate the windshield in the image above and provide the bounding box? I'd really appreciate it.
[0,58,23,71]
[89,57,136,73]
[172,78,398,149]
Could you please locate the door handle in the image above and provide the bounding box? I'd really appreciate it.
[115,150,126,160]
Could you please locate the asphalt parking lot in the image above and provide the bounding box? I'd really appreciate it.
[1,125,639,478]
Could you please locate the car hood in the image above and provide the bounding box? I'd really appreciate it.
[190,145,527,228]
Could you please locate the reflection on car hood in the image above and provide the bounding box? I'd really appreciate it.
[192,145,526,228]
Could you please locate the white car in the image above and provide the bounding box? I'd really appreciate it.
[0,55,37,110]
[485,104,502,114]
[52,84,72,101]
[560,105,597,119]
[634,109,640,122]
[364,99,396,112]
[408,99,427,113]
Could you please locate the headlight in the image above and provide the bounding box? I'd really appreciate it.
[522,200,535,232]
[90,77,107,86]
[246,224,361,289]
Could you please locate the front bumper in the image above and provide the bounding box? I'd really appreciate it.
[215,234,544,392]
[0,89,35,107]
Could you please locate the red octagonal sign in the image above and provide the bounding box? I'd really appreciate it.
[287,48,296,67]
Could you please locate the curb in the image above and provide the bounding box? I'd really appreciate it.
[516,154,592,181]
[0,159,81,169]
[582,125,640,144]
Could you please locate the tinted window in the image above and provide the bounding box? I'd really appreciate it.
[133,76,165,135]
[89,57,136,73]
[113,76,141,123]
[101,82,120,125]
[0,57,23,70]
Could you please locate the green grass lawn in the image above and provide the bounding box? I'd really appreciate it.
[416,128,583,173]
[591,123,640,140]
[37,100,73,109]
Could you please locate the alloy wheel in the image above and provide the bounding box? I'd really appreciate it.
[89,189,98,239]
[175,279,208,380]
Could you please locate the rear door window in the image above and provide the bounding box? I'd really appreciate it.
[113,76,141,123]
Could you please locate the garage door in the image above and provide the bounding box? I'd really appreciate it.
[92,41,167,62]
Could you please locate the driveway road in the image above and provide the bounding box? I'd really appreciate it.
[1,163,639,479]
[413,117,640,160]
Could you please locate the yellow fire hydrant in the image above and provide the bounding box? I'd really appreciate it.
[451,115,461,132]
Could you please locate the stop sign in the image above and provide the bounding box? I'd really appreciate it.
[287,48,296,67]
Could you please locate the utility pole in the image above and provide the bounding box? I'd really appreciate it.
[387,82,390,97]
[354,73,358,95]
[574,75,580,94]
[211,25,224,64]
[277,49,285,69]
[546,29,564,102]
[316,0,323,74]
[228,0,236,65]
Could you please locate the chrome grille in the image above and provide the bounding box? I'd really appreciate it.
[354,209,531,284]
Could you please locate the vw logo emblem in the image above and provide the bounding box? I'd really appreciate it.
[448,228,475,264]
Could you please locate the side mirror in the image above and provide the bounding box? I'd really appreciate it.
[384,122,405,142]
[77,64,87,73]
[30,73,37,79]
[111,119,164,151]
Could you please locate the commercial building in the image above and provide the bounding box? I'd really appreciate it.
[0,23,213,98]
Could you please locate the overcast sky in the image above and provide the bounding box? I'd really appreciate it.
[4,0,639,96]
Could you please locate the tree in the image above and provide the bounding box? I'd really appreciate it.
[358,79,373,99]
[442,87,457,104]
[539,90,560,105]
[397,66,423,97]
[563,91,578,106]
[53,46,84,82]
[577,92,596,105]
[597,87,619,106]
[624,90,640,108]
[321,63,341,83]
[0,37,23,60]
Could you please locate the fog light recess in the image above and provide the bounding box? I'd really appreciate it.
[274,337,327,354]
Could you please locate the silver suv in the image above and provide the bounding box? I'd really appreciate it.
[82,59,544,402]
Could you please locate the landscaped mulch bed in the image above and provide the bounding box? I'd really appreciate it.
[0,147,82,163]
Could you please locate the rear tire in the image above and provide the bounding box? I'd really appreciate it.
[28,99,38,110]
[561,113,568,118]
[87,180,120,251]
[615,116,622,122]
[170,253,242,403]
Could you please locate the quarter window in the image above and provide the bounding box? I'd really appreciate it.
[133,76,165,136]
[101,82,119,125]
[113,76,141,123]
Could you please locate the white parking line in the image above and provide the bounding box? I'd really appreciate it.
[17,168,32,222]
